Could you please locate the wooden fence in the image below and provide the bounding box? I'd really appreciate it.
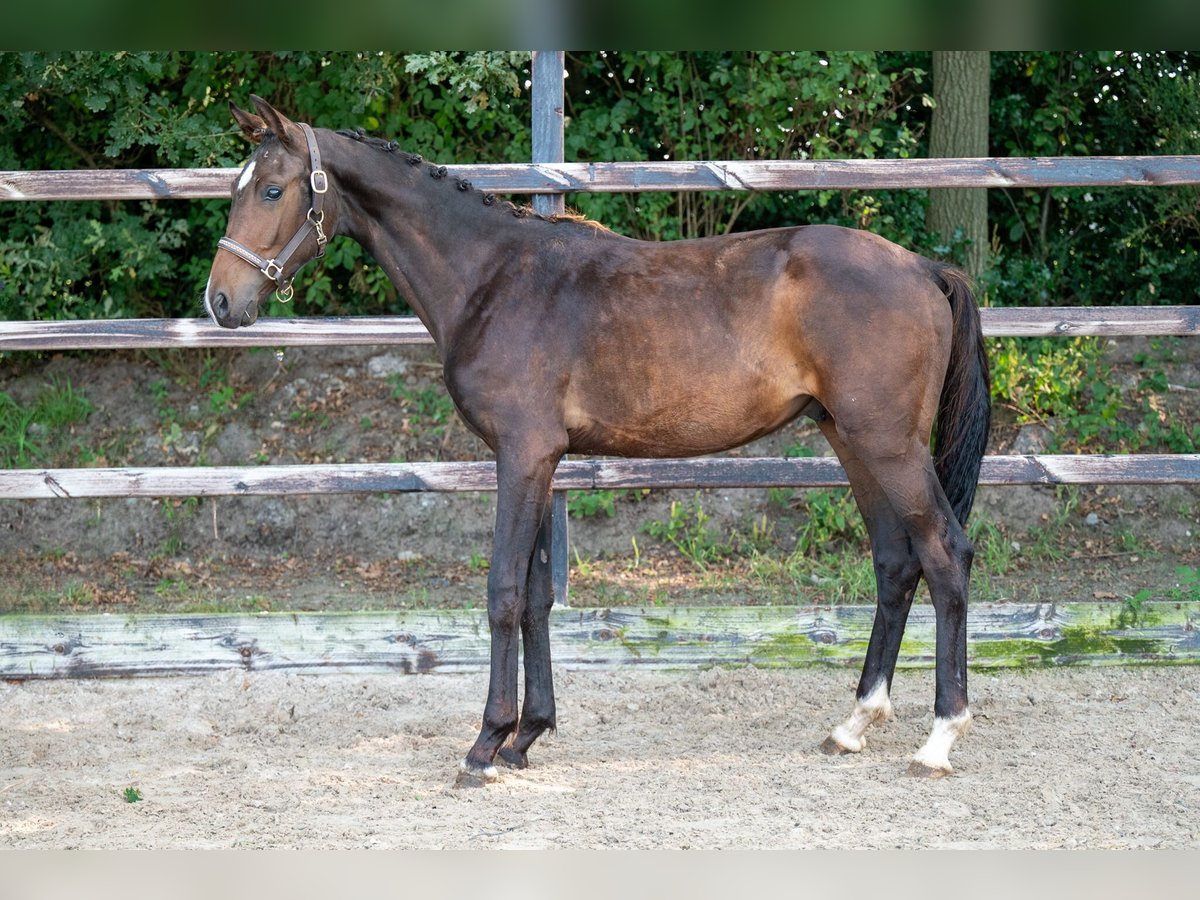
[1,53,1198,675]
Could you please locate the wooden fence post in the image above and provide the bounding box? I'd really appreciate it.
[531,50,570,606]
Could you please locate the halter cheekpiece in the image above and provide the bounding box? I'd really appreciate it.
[217,122,328,304]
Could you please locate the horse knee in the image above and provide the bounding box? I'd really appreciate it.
[486,573,524,630]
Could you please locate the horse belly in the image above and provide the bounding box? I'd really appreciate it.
[565,374,809,458]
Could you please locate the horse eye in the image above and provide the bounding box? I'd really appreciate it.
[264,186,283,201]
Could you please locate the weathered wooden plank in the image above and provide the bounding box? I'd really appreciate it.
[2,307,1198,352]
[4,156,1200,202]
[0,168,239,201]
[0,316,434,351]
[979,305,1200,336]
[2,454,1198,500]
[1,603,1195,678]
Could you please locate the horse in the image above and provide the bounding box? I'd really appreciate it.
[205,96,991,784]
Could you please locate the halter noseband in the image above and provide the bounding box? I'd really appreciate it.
[217,122,328,304]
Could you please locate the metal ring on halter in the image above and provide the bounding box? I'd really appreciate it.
[276,281,295,304]
[307,208,327,252]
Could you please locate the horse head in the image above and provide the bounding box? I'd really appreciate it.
[205,96,330,328]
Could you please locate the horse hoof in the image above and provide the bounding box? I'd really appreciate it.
[906,760,952,779]
[497,746,528,770]
[454,760,499,788]
[819,735,855,756]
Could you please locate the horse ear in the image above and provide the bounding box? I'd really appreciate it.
[249,94,302,150]
[229,100,269,144]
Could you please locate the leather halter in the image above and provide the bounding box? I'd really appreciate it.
[217,122,328,303]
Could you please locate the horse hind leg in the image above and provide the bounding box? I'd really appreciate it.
[818,414,975,776]
[816,420,922,756]
[864,441,974,778]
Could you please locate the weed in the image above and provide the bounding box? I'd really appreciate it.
[568,489,618,519]
[1024,486,1080,561]
[154,577,189,597]
[748,546,875,604]
[990,337,1109,424]
[122,786,143,803]
[643,494,728,570]
[1169,565,1200,602]
[392,382,455,436]
[1116,588,1152,628]
[59,580,95,608]
[969,517,1018,576]
[735,514,777,556]
[793,488,865,556]
[467,551,489,572]
[288,408,331,429]
[208,384,237,415]
[0,378,93,467]
[571,548,594,577]
[157,496,199,557]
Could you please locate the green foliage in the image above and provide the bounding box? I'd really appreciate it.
[643,495,729,570]
[990,335,1199,453]
[1170,566,1200,602]
[404,52,528,115]
[2,50,1198,324]
[989,337,1112,424]
[563,50,930,242]
[568,489,618,519]
[0,378,93,466]
[0,50,527,322]
[987,51,1200,307]
[792,488,867,556]
[392,383,455,436]
[122,786,143,803]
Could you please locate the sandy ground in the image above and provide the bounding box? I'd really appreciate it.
[2,665,1198,849]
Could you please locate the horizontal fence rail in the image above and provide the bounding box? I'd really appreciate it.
[4,155,1200,202]
[3,602,1197,678]
[3,456,1199,500]
[2,306,1198,352]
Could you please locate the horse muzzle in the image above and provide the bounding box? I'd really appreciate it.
[208,290,259,329]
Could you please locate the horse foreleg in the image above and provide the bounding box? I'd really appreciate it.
[497,499,557,770]
[458,442,563,786]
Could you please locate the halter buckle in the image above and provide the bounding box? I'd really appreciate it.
[262,260,283,282]
[310,170,329,194]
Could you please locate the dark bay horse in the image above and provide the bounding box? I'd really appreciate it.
[206,96,990,782]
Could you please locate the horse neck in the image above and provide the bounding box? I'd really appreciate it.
[325,135,513,348]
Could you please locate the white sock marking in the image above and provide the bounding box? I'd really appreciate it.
[459,757,498,781]
[912,710,972,773]
[828,680,893,752]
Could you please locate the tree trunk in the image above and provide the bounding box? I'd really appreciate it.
[927,51,990,281]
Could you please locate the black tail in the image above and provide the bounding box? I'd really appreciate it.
[930,263,991,526]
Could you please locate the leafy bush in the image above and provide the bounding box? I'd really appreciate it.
[2,51,1197,323]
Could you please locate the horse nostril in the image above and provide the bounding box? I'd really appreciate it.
[214,293,230,320]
